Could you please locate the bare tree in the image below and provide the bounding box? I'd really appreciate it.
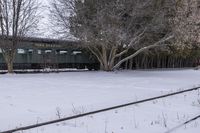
[0,0,40,73]
[50,0,198,71]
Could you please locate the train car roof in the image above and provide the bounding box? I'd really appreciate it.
[21,36,79,45]
[0,36,80,49]
[0,36,79,44]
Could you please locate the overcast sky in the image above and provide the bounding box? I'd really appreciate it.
[37,0,52,38]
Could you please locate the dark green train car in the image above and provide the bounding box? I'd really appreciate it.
[0,37,99,71]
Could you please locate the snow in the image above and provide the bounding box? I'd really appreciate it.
[0,69,200,133]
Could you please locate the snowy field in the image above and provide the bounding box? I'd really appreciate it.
[0,69,200,133]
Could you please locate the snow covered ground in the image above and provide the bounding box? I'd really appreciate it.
[0,69,200,133]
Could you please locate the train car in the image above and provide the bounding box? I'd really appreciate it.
[0,37,99,71]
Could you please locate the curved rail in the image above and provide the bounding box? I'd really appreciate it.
[165,114,200,133]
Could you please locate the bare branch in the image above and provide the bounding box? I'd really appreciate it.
[112,34,174,70]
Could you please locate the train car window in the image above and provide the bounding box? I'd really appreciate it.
[59,50,67,54]
[55,50,59,54]
[45,50,52,53]
[28,49,33,54]
[38,50,42,54]
[0,48,2,53]
[17,49,26,54]
[72,51,82,55]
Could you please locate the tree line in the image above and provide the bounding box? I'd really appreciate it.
[51,0,200,71]
[0,0,200,73]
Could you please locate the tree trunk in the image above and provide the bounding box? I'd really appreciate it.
[3,50,15,73]
[7,61,14,73]
[129,58,133,70]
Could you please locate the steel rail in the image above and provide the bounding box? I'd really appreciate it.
[164,114,200,133]
[1,86,200,133]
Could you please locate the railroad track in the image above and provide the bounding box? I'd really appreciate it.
[1,86,200,133]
